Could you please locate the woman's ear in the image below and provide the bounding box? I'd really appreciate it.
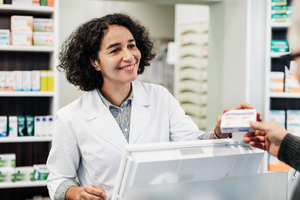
[90,58,101,71]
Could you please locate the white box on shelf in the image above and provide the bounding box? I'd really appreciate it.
[33,18,53,32]
[32,70,40,91]
[0,116,7,137]
[34,116,42,137]
[11,16,33,32]
[287,110,300,137]
[8,116,18,137]
[15,166,34,182]
[0,71,6,91]
[22,71,32,91]
[12,0,32,5]
[0,29,10,46]
[270,71,284,82]
[270,82,284,93]
[0,154,16,168]
[33,164,49,181]
[0,167,15,182]
[269,110,285,128]
[33,32,54,46]
[13,71,22,91]
[11,32,33,46]
[5,71,14,92]
[47,115,54,136]
[41,116,48,136]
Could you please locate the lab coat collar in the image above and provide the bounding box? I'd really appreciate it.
[82,81,151,151]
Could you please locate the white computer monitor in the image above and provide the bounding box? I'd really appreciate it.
[112,139,264,200]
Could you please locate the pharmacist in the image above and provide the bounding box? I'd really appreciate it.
[46,13,261,200]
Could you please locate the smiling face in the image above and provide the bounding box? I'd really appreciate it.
[92,25,141,89]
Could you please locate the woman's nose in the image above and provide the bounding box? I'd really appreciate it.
[122,49,134,61]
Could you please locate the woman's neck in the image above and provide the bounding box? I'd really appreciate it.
[100,82,131,107]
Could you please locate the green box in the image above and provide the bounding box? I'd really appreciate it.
[40,0,47,6]
[271,6,287,14]
[0,154,16,168]
[0,168,15,182]
[17,116,26,137]
[271,13,287,22]
[271,40,289,53]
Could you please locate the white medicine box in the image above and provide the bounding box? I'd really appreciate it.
[33,32,54,46]
[11,16,33,32]
[0,29,10,46]
[33,18,53,32]
[220,109,257,133]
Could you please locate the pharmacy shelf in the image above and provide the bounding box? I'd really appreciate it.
[0,137,52,143]
[271,22,291,28]
[0,181,47,189]
[0,91,54,97]
[270,92,300,98]
[0,46,54,52]
[270,52,290,58]
[0,4,54,14]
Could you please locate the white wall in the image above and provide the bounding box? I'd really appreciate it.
[58,0,175,108]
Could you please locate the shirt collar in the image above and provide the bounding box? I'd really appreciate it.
[97,86,133,109]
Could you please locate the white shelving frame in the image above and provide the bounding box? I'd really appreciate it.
[0,181,47,189]
[0,137,52,143]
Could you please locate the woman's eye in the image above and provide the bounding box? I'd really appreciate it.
[110,49,119,53]
[129,44,136,48]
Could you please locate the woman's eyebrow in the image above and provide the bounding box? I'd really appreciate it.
[106,39,135,50]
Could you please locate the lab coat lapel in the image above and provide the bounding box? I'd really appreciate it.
[83,90,127,152]
[130,81,151,144]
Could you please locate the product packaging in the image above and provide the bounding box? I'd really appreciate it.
[0,116,7,137]
[33,164,49,181]
[15,166,34,182]
[0,29,10,46]
[32,0,40,6]
[22,71,32,91]
[11,31,33,46]
[41,116,48,136]
[13,71,23,91]
[47,115,54,136]
[270,71,284,93]
[0,154,16,168]
[287,110,300,137]
[17,116,26,137]
[40,0,46,6]
[34,116,42,136]
[269,110,286,128]
[285,66,300,93]
[33,18,53,32]
[8,116,18,137]
[0,71,6,91]
[47,70,54,91]
[271,5,287,14]
[5,71,14,91]
[40,70,47,91]
[47,0,54,6]
[11,16,33,32]
[12,0,32,5]
[271,0,287,6]
[271,40,289,52]
[25,115,34,136]
[220,109,257,133]
[0,167,15,182]
[32,70,40,91]
[33,32,53,46]
[271,13,287,22]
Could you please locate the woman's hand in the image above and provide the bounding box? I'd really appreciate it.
[66,185,107,200]
[243,121,288,157]
[214,103,262,139]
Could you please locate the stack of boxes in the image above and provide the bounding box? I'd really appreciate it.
[285,64,300,93]
[0,16,53,46]
[271,0,294,23]
[0,115,54,138]
[0,154,50,183]
[0,70,54,92]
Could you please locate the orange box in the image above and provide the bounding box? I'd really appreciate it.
[32,0,40,6]
[47,0,54,6]
[269,160,291,172]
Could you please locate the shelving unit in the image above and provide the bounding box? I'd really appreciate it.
[0,1,59,199]
[0,181,47,189]
[264,0,294,173]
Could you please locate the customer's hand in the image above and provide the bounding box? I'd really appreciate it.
[66,184,107,200]
[243,121,288,157]
[214,103,262,139]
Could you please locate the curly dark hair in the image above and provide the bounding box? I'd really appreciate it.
[58,13,156,91]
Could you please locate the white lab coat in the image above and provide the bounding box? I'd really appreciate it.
[47,81,208,199]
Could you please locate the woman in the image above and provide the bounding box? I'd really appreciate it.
[47,13,258,200]
[243,1,300,199]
